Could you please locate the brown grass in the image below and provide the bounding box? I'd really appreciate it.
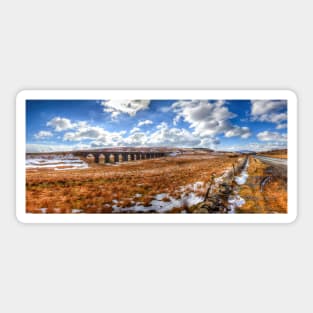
[26,154,238,213]
[259,149,288,159]
[261,154,288,159]
[237,157,287,213]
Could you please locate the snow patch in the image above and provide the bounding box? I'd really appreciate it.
[154,193,168,201]
[169,152,180,157]
[26,154,88,170]
[228,195,245,213]
[192,181,204,191]
[228,158,249,213]
[72,209,83,213]
[234,159,249,185]
[113,182,205,213]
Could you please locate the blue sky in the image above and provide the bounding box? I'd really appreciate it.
[26,99,287,152]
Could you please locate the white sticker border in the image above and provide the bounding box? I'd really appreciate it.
[16,90,297,223]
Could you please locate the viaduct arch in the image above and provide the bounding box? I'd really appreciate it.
[74,151,166,164]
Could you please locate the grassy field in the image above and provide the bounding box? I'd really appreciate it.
[237,157,287,213]
[26,154,239,213]
[258,149,288,159]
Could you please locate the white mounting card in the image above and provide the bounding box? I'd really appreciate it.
[16,90,297,223]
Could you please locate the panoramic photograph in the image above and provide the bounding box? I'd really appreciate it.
[25,98,288,214]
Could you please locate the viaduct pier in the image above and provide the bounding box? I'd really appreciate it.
[72,150,166,164]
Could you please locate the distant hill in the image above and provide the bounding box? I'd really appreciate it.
[256,149,287,155]
[237,150,255,153]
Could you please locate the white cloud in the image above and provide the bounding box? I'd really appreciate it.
[124,132,148,146]
[147,122,202,147]
[130,127,140,134]
[276,123,287,129]
[63,126,104,141]
[225,126,251,139]
[34,130,53,139]
[199,137,220,147]
[137,119,153,127]
[159,106,172,113]
[101,100,150,118]
[26,144,75,153]
[251,100,287,124]
[35,108,252,151]
[45,117,123,147]
[172,100,251,139]
[62,122,126,147]
[173,115,180,126]
[219,141,287,152]
[47,117,75,132]
[26,142,96,153]
[257,131,287,142]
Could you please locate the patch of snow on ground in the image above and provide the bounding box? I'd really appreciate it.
[192,181,204,191]
[169,152,180,156]
[55,164,88,170]
[228,158,250,213]
[228,195,245,213]
[178,181,205,193]
[72,209,83,213]
[183,192,204,206]
[113,183,205,213]
[154,193,168,201]
[214,168,232,184]
[26,154,88,170]
[234,159,249,185]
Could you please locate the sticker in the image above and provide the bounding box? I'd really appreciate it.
[16,90,297,223]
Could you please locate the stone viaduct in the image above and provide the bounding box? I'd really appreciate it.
[73,150,166,164]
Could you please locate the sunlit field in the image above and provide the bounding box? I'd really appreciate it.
[26,153,239,213]
[24,98,288,215]
[237,156,287,213]
[26,149,287,214]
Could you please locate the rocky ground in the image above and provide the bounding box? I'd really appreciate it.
[189,158,247,213]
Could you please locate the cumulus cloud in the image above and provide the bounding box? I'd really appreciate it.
[63,126,104,141]
[148,122,201,147]
[251,100,287,124]
[159,106,172,113]
[64,125,126,147]
[225,126,251,139]
[130,127,140,134]
[26,144,73,153]
[34,130,53,139]
[37,107,254,151]
[61,119,206,148]
[219,141,287,152]
[199,137,220,147]
[26,142,96,153]
[101,100,150,118]
[124,132,149,146]
[137,119,153,127]
[29,118,222,150]
[257,131,287,142]
[126,123,219,148]
[276,123,287,129]
[47,117,75,132]
[172,100,251,139]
